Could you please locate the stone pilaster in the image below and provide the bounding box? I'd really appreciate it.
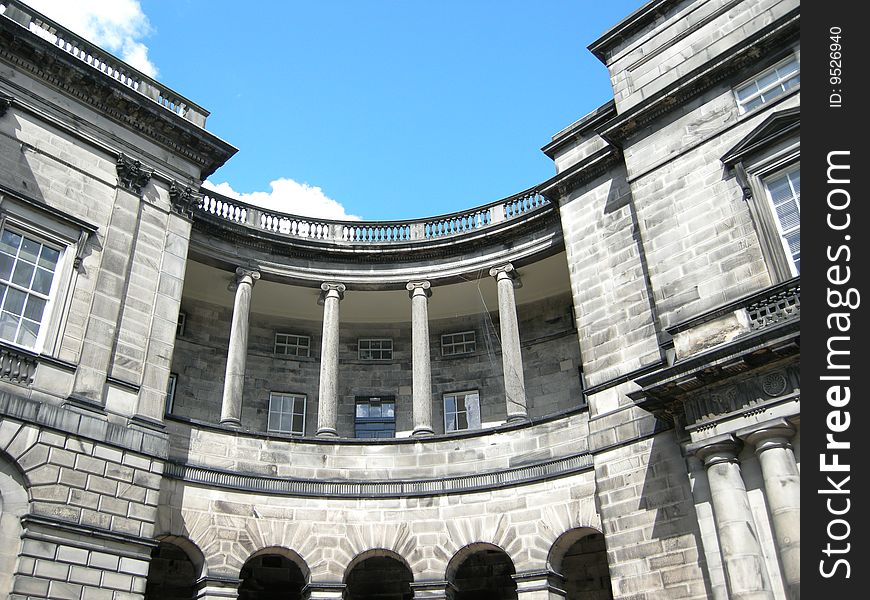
[689,435,774,600]
[489,263,527,422]
[410,580,456,599]
[219,267,260,427]
[512,570,567,600]
[316,282,346,437]
[195,577,240,600]
[407,280,434,436]
[742,419,800,600]
[302,582,346,600]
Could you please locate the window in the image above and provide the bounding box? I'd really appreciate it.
[441,331,476,357]
[165,373,177,414]
[734,56,799,114]
[354,396,395,438]
[268,392,306,435]
[358,338,392,360]
[443,391,481,432]
[176,312,186,337]
[763,166,800,275]
[274,332,310,358]
[0,227,61,348]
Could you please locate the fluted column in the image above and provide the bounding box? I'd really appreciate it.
[219,267,260,427]
[407,280,434,436]
[316,282,346,437]
[743,420,800,600]
[689,435,774,600]
[489,263,527,422]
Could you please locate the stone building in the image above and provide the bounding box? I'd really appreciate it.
[0,0,799,599]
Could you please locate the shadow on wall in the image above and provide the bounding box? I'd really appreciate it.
[0,450,29,599]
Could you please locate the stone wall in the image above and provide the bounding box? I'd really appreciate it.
[171,292,582,436]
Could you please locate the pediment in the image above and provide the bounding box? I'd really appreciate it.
[721,107,800,166]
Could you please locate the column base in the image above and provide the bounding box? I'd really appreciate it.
[412,427,435,437]
[316,428,338,438]
[219,418,241,429]
[506,413,530,425]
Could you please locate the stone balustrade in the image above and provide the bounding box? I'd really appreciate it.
[197,185,551,246]
[1,0,209,127]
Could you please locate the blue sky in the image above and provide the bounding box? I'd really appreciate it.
[26,0,647,220]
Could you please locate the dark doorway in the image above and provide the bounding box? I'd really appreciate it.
[344,554,413,600]
[144,541,198,600]
[451,546,517,600]
[238,553,306,600]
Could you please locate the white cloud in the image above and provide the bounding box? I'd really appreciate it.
[21,0,158,77]
[204,179,361,222]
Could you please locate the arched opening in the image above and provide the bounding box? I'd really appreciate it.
[144,540,201,600]
[239,551,307,600]
[343,550,413,600]
[448,543,517,600]
[0,454,28,599]
[549,528,614,600]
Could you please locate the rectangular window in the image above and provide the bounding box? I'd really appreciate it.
[358,338,392,360]
[763,166,800,275]
[354,396,395,438]
[441,330,476,357]
[176,312,186,337]
[0,227,61,349]
[165,373,177,415]
[268,392,306,435]
[443,390,481,432]
[274,332,310,358]
[735,57,800,113]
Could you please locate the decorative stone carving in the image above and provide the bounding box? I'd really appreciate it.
[0,94,12,118]
[116,153,153,196]
[169,180,200,216]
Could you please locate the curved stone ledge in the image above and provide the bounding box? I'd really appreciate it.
[164,451,593,498]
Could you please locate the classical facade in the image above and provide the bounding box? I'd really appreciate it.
[0,0,799,599]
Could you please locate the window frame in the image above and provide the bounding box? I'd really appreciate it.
[734,55,800,115]
[441,330,476,357]
[761,164,800,277]
[267,392,307,436]
[354,396,396,438]
[176,311,187,337]
[443,390,481,433]
[274,332,311,358]
[358,338,393,361]
[165,373,177,415]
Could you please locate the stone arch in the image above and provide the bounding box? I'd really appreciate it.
[446,542,518,600]
[343,548,414,600]
[547,527,613,600]
[0,451,29,599]
[239,546,310,600]
[145,536,207,600]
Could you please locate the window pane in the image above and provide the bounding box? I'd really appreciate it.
[735,82,758,101]
[280,414,292,433]
[356,403,369,418]
[19,238,40,263]
[743,96,764,112]
[4,288,26,315]
[16,318,39,347]
[775,201,800,230]
[444,396,456,413]
[445,412,457,432]
[32,268,53,295]
[0,311,18,341]
[11,261,34,288]
[38,246,60,270]
[383,402,394,418]
[457,412,469,430]
[370,403,381,417]
[0,253,13,280]
[755,69,779,90]
[292,414,304,434]
[23,295,46,322]
[0,230,21,255]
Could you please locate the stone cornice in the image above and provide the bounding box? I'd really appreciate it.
[587,0,679,61]
[596,9,799,145]
[164,452,593,499]
[0,16,236,178]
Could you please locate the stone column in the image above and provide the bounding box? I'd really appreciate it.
[489,263,527,422]
[689,435,774,600]
[512,570,567,600]
[742,420,800,600]
[219,267,260,427]
[410,580,456,599]
[407,280,434,436]
[316,282,346,437]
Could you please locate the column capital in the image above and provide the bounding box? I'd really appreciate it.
[489,262,516,280]
[320,281,346,300]
[410,580,456,599]
[739,418,796,454]
[234,267,261,286]
[195,576,240,600]
[687,434,742,467]
[406,280,432,298]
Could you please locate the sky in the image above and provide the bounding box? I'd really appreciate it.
[20,0,647,221]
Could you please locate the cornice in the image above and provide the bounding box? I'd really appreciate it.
[0,18,236,178]
[164,452,593,498]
